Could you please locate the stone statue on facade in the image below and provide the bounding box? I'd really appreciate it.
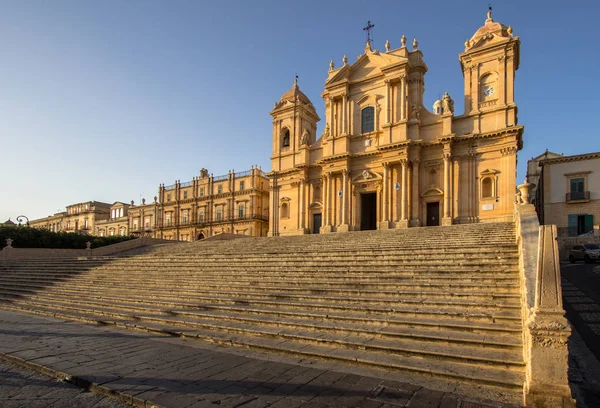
[300,129,310,146]
[442,92,454,115]
[322,123,330,138]
[410,104,420,121]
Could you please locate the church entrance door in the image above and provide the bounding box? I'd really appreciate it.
[360,193,377,231]
[313,214,322,234]
[426,202,440,226]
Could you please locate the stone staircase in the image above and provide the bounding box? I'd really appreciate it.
[0,222,524,400]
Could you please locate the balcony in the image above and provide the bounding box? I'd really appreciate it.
[566,191,590,202]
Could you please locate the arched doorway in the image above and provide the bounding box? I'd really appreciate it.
[197,232,205,240]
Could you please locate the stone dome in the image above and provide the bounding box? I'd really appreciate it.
[465,9,513,51]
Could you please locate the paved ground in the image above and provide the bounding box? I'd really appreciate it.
[0,359,128,408]
[561,261,600,408]
[0,309,518,408]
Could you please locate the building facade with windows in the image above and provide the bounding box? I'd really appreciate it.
[156,167,269,241]
[535,151,600,237]
[30,201,111,234]
[128,198,160,238]
[95,202,131,237]
[267,10,523,236]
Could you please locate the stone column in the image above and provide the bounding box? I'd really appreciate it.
[380,163,390,229]
[442,150,452,226]
[385,80,391,124]
[321,173,332,233]
[400,76,406,120]
[342,93,348,135]
[339,170,349,232]
[407,163,412,225]
[399,159,408,228]
[329,97,335,137]
[300,178,306,231]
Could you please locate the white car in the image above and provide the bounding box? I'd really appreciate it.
[569,244,600,263]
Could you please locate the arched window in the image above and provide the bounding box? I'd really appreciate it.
[482,177,494,198]
[282,128,290,147]
[361,107,375,134]
[280,202,289,219]
[480,73,497,101]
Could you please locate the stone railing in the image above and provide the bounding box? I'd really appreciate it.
[0,237,174,261]
[514,189,575,406]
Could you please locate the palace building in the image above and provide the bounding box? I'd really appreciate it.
[267,10,523,236]
[156,167,270,240]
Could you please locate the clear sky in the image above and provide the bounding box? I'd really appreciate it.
[1,0,599,222]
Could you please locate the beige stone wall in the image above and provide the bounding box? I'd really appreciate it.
[268,14,522,236]
[157,167,269,241]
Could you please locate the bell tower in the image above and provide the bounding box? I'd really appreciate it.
[459,7,520,127]
[270,78,320,172]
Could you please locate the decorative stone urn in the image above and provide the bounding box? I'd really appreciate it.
[517,180,535,204]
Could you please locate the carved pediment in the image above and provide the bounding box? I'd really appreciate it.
[352,170,382,183]
[421,187,444,197]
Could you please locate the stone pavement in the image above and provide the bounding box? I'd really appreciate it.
[0,359,128,408]
[0,309,518,408]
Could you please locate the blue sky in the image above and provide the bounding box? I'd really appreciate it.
[1,0,599,222]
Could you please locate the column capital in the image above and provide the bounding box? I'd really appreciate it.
[399,158,408,167]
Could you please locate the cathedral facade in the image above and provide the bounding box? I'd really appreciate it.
[267,11,523,236]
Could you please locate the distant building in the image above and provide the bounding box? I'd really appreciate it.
[30,201,111,234]
[95,202,131,237]
[535,151,600,237]
[157,167,270,241]
[1,219,17,227]
[128,198,160,238]
[527,149,563,209]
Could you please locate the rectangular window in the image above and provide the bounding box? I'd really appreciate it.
[144,217,150,229]
[165,213,172,226]
[198,210,205,222]
[133,220,139,230]
[240,181,245,191]
[84,219,88,228]
[183,191,188,199]
[182,210,188,224]
[361,107,375,134]
[200,187,204,197]
[217,185,223,194]
[216,208,223,222]
[167,194,172,202]
[569,178,585,200]
[238,205,245,219]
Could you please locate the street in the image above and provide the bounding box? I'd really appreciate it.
[561,260,600,407]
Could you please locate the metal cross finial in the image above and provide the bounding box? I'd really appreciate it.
[363,21,375,46]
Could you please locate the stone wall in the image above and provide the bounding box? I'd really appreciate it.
[0,237,173,260]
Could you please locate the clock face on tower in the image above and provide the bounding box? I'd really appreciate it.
[483,85,495,97]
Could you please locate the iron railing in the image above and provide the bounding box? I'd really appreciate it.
[566,191,590,202]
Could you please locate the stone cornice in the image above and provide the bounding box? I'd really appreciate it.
[540,152,600,166]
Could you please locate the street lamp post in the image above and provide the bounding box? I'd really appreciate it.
[16,215,29,227]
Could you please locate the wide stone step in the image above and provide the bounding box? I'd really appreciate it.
[0,287,521,323]
[0,277,520,293]
[0,296,523,368]
[2,281,521,309]
[0,292,520,349]
[0,301,525,390]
